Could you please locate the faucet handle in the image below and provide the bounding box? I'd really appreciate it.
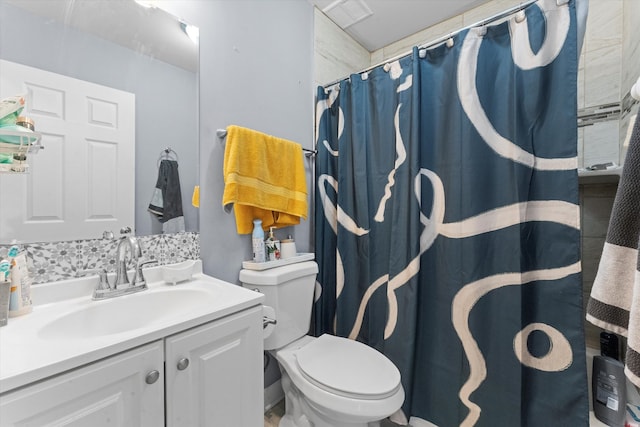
[133,259,158,287]
[79,268,111,291]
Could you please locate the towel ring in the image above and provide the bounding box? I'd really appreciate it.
[157,147,179,167]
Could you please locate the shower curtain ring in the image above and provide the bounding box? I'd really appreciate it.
[446,36,454,48]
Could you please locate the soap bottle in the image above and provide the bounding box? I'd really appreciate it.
[265,227,280,261]
[280,235,297,259]
[252,219,266,263]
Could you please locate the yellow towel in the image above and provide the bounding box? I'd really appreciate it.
[192,185,200,208]
[222,125,308,234]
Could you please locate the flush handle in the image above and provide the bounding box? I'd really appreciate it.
[177,357,190,371]
[145,370,160,384]
[263,317,277,329]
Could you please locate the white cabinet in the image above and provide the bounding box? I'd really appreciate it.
[166,305,263,426]
[0,341,164,427]
[0,306,263,427]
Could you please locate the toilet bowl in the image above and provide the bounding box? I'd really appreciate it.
[240,261,404,427]
[273,335,404,427]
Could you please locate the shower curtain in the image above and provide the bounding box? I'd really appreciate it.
[314,0,588,425]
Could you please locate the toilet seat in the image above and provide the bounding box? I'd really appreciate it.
[274,335,405,424]
[294,334,401,400]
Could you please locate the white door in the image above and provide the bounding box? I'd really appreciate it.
[0,59,135,243]
[0,341,164,427]
[165,306,264,427]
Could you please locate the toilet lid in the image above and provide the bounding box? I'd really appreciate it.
[294,334,400,399]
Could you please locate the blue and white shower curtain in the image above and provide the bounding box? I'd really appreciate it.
[314,0,587,425]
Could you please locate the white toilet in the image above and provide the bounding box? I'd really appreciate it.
[240,261,404,427]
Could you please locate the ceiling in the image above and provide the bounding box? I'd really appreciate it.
[3,0,198,72]
[5,0,493,69]
[308,0,492,51]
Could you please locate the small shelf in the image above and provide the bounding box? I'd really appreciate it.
[242,253,315,271]
[578,166,622,185]
[0,128,43,173]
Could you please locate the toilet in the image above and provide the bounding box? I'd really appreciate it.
[240,261,404,427]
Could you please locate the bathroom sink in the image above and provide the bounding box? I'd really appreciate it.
[0,260,265,395]
[38,287,214,340]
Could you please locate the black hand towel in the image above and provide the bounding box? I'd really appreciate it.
[148,160,184,230]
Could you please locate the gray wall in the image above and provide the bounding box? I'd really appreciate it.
[164,1,315,283]
[0,2,199,237]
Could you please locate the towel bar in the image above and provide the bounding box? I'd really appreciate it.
[216,128,316,157]
[157,147,178,166]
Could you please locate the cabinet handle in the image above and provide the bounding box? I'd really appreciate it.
[145,370,160,384]
[177,357,190,371]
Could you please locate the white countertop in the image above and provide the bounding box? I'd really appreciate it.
[0,261,264,394]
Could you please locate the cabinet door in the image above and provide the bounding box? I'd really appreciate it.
[166,306,263,427]
[0,341,164,427]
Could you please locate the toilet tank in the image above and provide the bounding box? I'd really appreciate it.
[240,261,318,350]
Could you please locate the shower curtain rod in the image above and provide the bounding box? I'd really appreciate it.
[322,0,539,89]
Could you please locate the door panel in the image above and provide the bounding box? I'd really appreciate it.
[0,59,135,242]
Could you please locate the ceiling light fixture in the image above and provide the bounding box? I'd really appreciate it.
[180,22,199,45]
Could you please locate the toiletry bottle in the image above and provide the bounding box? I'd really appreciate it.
[600,331,620,360]
[280,235,297,259]
[8,248,32,317]
[593,355,626,426]
[0,260,10,327]
[265,227,280,261]
[252,219,266,263]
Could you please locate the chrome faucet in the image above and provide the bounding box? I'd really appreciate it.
[114,228,140,289]
[87,227,156,300]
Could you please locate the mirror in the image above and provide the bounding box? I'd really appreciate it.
[0,0,199,243]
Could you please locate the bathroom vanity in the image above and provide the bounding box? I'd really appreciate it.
[0,261,264,426]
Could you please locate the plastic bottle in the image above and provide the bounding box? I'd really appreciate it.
[8,247,32,317]
[252,219,266,263]
[600,331,620,360]
[0,257,10,326]
[265,227,280,261]
[592,355,626,426]
[0,95,25,127]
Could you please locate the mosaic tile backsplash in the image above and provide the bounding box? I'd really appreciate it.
[2,232,199,285]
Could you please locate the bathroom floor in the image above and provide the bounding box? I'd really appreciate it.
[263,399,285,427]
[264,399,402,426]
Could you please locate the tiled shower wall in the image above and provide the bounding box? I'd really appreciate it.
[580,184,617,349]
[578,0,639,169]
[2,232,200,285]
